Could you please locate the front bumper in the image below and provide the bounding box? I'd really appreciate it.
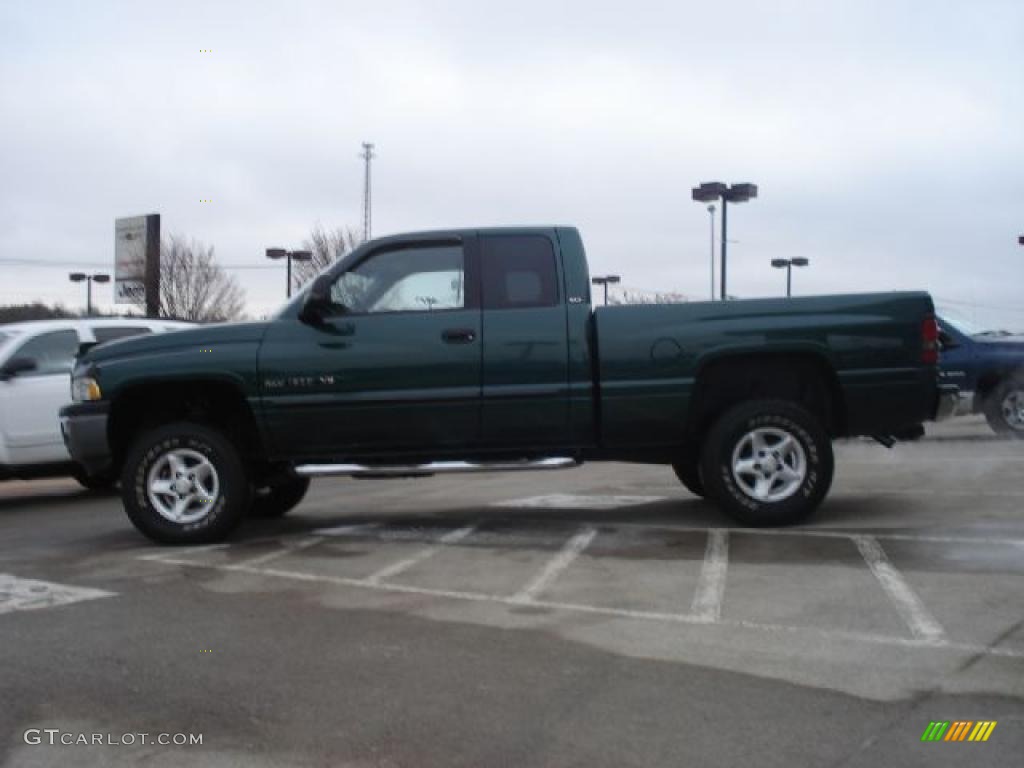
[59,401,112,475]
[933,384,961,422]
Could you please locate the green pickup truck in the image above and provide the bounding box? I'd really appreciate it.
[60,227,954,543]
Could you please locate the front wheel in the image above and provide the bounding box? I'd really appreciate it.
[700,400,834,527]
[983,379,1024,439]
[121,422,251,544]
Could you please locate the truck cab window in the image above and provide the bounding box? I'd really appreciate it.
[331,245,465,313]
[10,330,79,376]
[481,235,558,309]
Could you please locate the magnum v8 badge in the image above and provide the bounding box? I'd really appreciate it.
[263,374,337,389]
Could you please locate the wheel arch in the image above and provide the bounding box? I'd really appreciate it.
[108,378,265,469]
[976,365,1024,404]
[688,351,846,445]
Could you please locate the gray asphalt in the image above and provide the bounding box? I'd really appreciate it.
[1,417,1022,767]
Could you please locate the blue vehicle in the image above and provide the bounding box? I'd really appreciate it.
[938,314,1024,437]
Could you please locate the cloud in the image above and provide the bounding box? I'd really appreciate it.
[0,0,1021,327]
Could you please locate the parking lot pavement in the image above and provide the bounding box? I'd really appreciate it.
[1,432,1023,767]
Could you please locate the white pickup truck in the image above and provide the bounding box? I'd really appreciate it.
[0,318,190,487]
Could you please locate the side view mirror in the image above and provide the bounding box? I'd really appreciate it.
[937,330,959,351]
[299,274,336,324]
[0,356,38,381]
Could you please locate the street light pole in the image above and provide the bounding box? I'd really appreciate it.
[707,204,716,300]
[720,198,728,301]
[266,248,313,298]
[771,258,809,297]
[69,273,110,316]
[692,182,758,301]
[591,275,621,306]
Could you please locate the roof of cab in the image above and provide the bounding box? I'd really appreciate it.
[365,226,574,246]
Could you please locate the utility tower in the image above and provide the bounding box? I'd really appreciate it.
[360,142,376,241]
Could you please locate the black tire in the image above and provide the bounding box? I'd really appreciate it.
[983,378,1024,439]
[71,466,117,491]
[671,457,705,498]
[251,475,311,518]
[700,399,834,527]
[120,422,252,544]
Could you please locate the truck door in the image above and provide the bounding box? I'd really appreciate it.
[479,233,570,447]
[258,238,482,456]
[0,328,80,465]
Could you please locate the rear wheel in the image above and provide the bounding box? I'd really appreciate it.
[983,378,1024,439]
[251,475,311,518]
[700,399,833,527]
[121,422,251,544]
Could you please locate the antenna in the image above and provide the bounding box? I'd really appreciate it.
[360,142,376,241]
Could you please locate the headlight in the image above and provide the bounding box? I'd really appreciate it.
[71,376,102,402]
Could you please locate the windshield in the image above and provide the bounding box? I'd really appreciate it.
[0,329,23,352]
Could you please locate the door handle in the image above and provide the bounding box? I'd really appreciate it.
[322,321,355,337]
[442,328,477,344]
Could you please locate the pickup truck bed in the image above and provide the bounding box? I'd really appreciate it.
[594,294,940,450]
[60,226,953,544]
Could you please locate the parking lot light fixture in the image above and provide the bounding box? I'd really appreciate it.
[69,272,111,316]
[692,182,758,301]
[591,275,621,306]
[267,248,314,298]
[771,258,809,298]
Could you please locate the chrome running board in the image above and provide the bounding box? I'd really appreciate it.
[295,457,580,478]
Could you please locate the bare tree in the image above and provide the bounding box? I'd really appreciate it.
[155,235,246,322]
[293,224,361,290]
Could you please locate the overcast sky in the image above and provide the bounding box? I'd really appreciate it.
[1,0,1022,328]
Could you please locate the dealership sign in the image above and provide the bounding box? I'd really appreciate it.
[115,214,160,315]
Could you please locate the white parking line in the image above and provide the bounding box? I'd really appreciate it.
[139,555,1024,660]
[225,536,326,569]
[312,523,377,537]
[501,521,1024,548]
[854,535,947,645]
[493,494,666,510]
[871,489,1024,498]
[365,525,478,585]
[690,529,729,622]
[843,457,1024,465]
[137,543,230,563]
[510,526,598,603]
[0,574,115,616]
[144,521,1024,553]
[132,521,1024,660]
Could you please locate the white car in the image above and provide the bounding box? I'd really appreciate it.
[0,318,191,487]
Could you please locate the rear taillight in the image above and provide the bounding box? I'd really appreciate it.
[921,314,939,364]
